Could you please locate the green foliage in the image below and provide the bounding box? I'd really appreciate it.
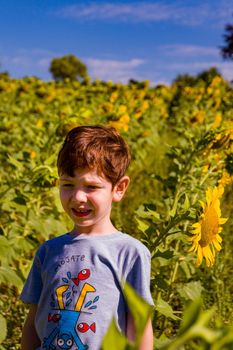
[102,287,233,350]
[159,298,220,349]
[135,122,233,342]
[0,314,7,344]
[49,54,88,81]
[101,320,129,350]
[101,282,152,350]
[0,71,233,348]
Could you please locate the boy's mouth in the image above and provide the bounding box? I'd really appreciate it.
[71,208,92,218]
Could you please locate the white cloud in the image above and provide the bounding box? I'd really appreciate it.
[1,48,59,69]
[55,3,174,21]
[169,60,233,81]
[17,48,57,57]
[0,48,58,79]
[218,64,233,80]
[2,47,232,85]
[9,56,32,67]
[38,58,53,67]
[87,58,145,82]
[0,48,63,71]
[160,45,219,57]
[53,1,233,26]
[88,58,144,69]
[1,51,146,83]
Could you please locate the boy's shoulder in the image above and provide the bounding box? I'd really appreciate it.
[118,232,151,256]
[40,233,68,246]
[36,233,68,254]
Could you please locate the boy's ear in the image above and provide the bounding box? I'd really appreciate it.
[112,176,130,202]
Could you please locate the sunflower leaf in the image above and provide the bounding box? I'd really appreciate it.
[177,281,203,301]
[179,298,202,335]
[156,297,180,320]
[0,314,7,344]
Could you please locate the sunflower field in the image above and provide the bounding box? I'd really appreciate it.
[0,68,233,349]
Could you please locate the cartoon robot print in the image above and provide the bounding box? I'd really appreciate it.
[43,269,99,350]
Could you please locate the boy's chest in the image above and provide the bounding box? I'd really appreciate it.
[35,243,128,349]
[40,244,125,308]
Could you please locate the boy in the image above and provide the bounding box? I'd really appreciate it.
[21,125,154,350]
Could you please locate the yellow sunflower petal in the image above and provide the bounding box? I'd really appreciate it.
[220,218,228,224]
[206,188,212,204]
[203,245,214,261]
[217,185,224,197]
[188,186,227,267]
[212,239,221,251]
[216,234,222,243]
[196,246,203,266]
[191,222,201,229]
[199,200,206,210]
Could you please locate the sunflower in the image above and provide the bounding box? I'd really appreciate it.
[218,171,233,187]
[189,186,228,267]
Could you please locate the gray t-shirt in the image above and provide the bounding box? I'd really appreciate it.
[20,231,153,350]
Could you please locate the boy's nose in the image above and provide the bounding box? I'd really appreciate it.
[73,189,87,202]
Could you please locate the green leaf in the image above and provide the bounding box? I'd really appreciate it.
[188,308,219,343]
[179,298,202,335]
[135,217,149,233]
[183,193,190,210]
[179,260,192,279]
[0,265,23,288]
[51,187,64,212]
[169,205,177,218]
[13,196,27,205]
[101,319,128,350]
[7,155,23,170]
[211,327,233,350]
[44,154,57,166]
[0,237,10,256]
[153,249,174,259]
[156,297,180,320]
[19,258,33,280]
[154,334,172,349]
[100,281,155,349]
[11,236,34,253]
[0,237,15,264]
[154,275,168,290]
[147,209,161,222]
[0,314,7,344]
[123,282,153,346]
[177,281,203,301]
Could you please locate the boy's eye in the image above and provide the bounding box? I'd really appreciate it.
[62,184,74,187]
[86,184,103,190]
[86,185,98,190]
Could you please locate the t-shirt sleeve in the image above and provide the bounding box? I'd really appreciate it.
[125,246,154,306]
[20,249,43,304]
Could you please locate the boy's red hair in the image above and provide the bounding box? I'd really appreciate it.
[57,125,131,185]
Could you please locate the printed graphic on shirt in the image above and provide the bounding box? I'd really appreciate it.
[42,268,99,350]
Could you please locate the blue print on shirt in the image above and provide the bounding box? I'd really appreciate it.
[42,269,99,350]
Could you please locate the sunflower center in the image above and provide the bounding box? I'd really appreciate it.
[199,206,219,247]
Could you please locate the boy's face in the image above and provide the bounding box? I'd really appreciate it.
[59,167,129,235]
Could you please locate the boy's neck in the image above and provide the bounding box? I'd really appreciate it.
[70,223,119,237]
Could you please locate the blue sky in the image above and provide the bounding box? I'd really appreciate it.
[0,0,233,85]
